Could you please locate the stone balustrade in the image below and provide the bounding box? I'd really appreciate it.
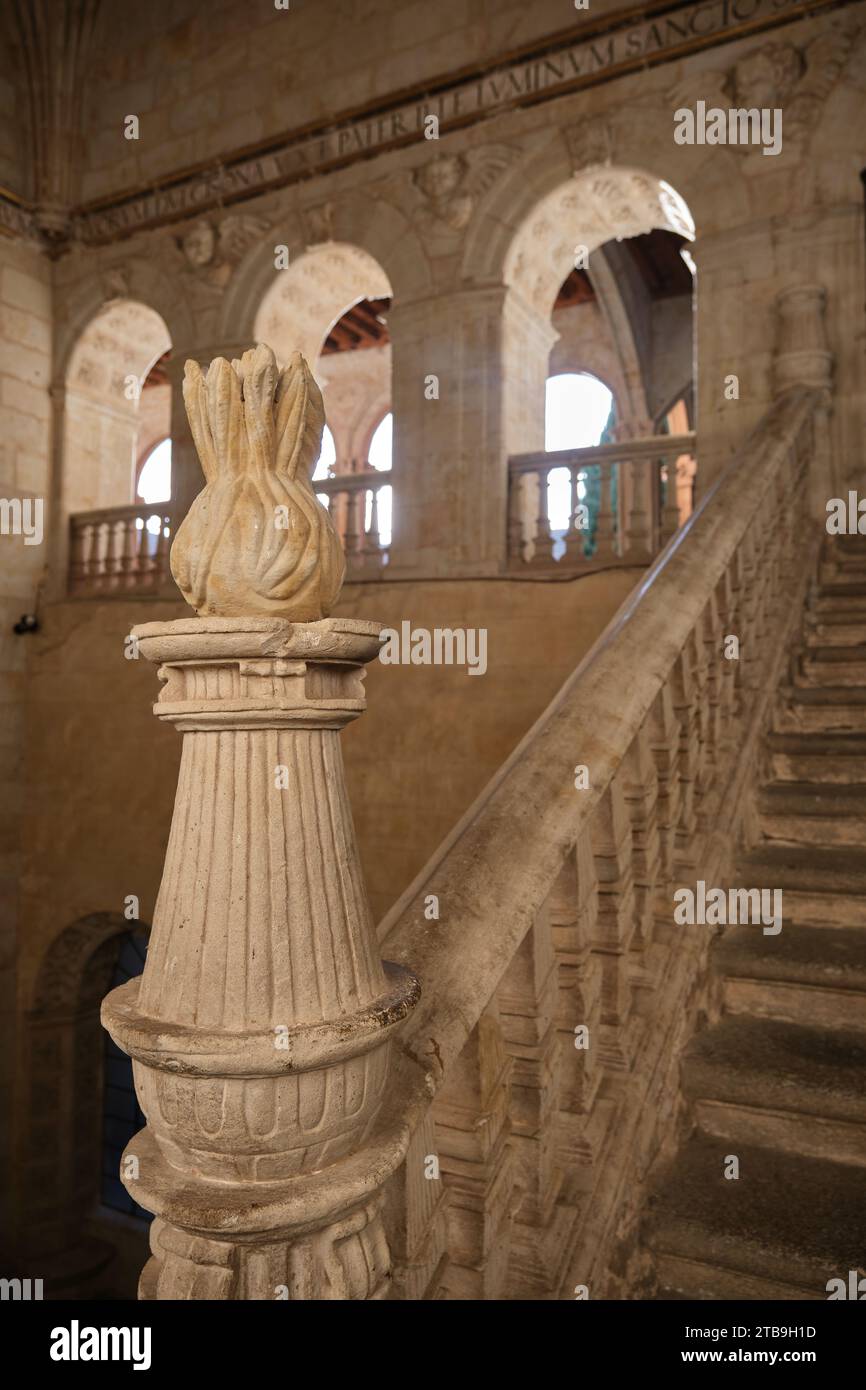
[68,504,173,597]
[507,433,696,571]
[375,388,816,1297]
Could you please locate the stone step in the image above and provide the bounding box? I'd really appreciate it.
[806,621,866,648]
[774,686,866,734]
[737,844,866,927]
[758,782,866,846]
[767,732,866,784]
[797,647,866,687]
[645,1136,866,1299]
[819,580,866,599]
[716,922,866,1032]
[683,1017,866,1166]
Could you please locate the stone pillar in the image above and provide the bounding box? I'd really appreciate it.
[102,344,419,1299]
[773,284,835,513]
[387,287,555,576]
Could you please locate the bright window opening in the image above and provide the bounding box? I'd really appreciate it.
[137,438,171,504]
[313,424,337,482]
[544,373,613,539]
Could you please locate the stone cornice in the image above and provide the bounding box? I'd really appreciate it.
[1,0,857,253]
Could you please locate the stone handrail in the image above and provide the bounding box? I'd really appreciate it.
[508,431,696,570]
[375,387,819,1296]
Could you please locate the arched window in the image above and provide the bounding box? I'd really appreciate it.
[101,929,152,1222]
[544,373,614,555]
[366,413,392,547]
[136,438,171,504]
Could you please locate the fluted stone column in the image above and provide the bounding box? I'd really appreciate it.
[102,344,419,1299]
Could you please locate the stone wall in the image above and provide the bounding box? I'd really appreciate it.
[0,233,52,1255]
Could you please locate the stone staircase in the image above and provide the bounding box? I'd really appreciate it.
[645,535,866,1300]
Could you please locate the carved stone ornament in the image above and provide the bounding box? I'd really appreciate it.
[171,212,271,288]
[412,146,515,233]
[171,344,346,620]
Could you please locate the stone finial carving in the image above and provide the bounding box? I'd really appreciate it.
[170,343,346,620]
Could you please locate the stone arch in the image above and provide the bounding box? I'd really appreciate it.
[17,914,150,1291]
[502,165,694,323]
[253,240,393,368]
[61,298,172,517]
[461,116,747,292]
[54,256,192,391]
[220,189,434,349]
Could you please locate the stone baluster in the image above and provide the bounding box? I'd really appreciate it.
[661,453,683,542]
[530,466,553,566]
[362,485,381,565]
[646,683,682,888]
[620,727,663,979]
[343,487,361,558]
[102,344,419,1300]
[593,462,618,559]
[430,1006,515,1299]
[507,472,529,565]
[713,567,739,750]
[68,519,89,593]
[382,1113,449,1301]
[624,459,653,561]
[549,838,604,1169]
[153,514,170,583]
[135,514,153,585]
[589,777,638,1072]
[120,513,137,586]
[92,520,110,592]
[670,641,702,873]
[496,906,573,1296]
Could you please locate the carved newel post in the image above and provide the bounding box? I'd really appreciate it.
[102,345,419,1299]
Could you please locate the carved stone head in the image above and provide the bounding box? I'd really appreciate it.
[181,220,217,268]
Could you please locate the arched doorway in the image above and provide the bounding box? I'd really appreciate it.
[18,914,150,1296]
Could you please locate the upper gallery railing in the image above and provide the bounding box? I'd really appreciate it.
[68,504,174,597]
[67,470,391,597]
[507,433,696,571]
